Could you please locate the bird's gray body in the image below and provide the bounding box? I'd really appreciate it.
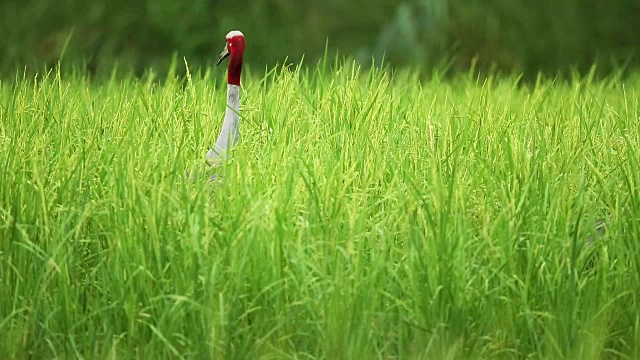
[206,84,240,166]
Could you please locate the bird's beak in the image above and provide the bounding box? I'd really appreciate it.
[216,45,230,66]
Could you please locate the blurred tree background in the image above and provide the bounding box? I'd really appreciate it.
[0,0,638,78]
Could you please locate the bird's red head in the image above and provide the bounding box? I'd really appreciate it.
[217,30,245,86]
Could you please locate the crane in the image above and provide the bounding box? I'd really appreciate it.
[206,30,245,176]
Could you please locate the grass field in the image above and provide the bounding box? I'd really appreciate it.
[1,61,640,359]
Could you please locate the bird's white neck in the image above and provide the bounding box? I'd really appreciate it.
[206,84,240,165]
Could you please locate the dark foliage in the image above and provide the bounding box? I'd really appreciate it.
[0,0,638,78]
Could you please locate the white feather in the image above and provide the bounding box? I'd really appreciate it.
[226,30,244,39]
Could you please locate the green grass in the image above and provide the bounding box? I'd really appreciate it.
[1,60,639,359]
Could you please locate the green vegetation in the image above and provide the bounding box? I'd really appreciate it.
[1,61,640,359]
[1,0,639,77]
